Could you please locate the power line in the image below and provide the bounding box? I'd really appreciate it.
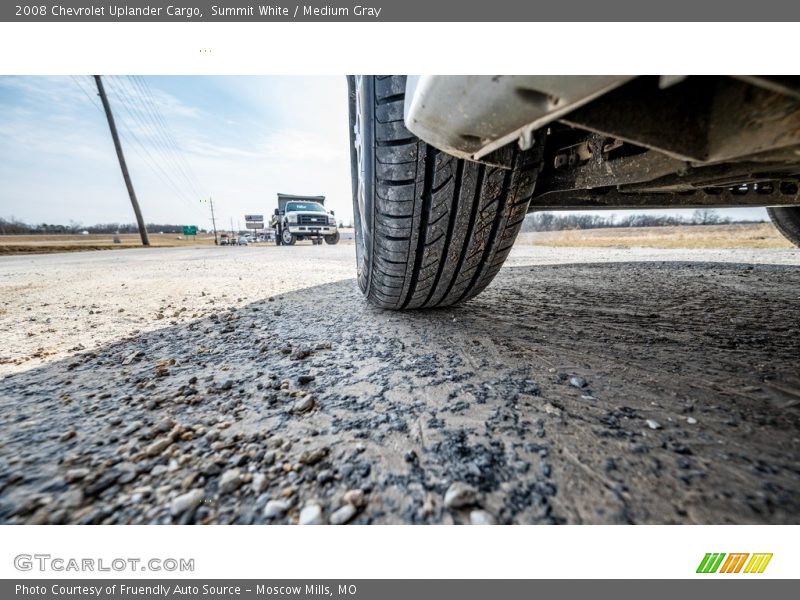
[116,76,205,201]
[105,77,202,205]
[129,76,206,200]
[102,78,203,214]
[71,75,196,209]
[71,75,209,225]
[70,75,104,114]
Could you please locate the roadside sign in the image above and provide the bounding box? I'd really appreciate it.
[182,225,198,236]
[244,214,264,229]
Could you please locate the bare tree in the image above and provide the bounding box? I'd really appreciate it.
[692,208,721,225]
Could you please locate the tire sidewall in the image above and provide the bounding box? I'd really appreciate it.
[350,76,376,295]
[767,206,800,247]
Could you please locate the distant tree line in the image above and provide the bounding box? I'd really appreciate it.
[0,218,203,235]
[1,209,763,235]
[521,209,764,232]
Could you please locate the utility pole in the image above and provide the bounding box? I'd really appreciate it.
[203,196,218,245]
[94,75,149,247]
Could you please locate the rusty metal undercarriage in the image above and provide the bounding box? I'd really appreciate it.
[529,76,800,211]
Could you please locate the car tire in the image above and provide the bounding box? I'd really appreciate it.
[767,206,800,247]
[325,231,340,245]
[348,75,542,310]
[281,228,296,246]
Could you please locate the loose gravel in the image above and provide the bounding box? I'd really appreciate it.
[0,244,799,524]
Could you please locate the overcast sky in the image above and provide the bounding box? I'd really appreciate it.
[0,76,767,229]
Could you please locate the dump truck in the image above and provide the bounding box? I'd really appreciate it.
[270,193,339,246]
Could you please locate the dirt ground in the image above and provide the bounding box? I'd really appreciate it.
[1,243,799,524]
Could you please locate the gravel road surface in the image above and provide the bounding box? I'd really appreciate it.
[1,244,799,524]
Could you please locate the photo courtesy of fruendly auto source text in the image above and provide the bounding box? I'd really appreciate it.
[0,0,798,594]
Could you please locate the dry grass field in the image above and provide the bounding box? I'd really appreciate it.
[0,224,792,255]
[0,232,219,254]
[518,223,794,249]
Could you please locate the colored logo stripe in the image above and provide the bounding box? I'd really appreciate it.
[719,553,749,573]
[697,553,772,574]
[744,553,773,574]
[697,553,726,573]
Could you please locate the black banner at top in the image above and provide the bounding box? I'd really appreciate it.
[4,0,800,22]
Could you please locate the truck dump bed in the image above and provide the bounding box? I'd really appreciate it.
[276,193,326,215]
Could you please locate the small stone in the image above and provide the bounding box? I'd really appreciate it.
[297,374,315,385]
[686,417,698,425]
[219,469,242,494]
[329,504,357,525]
[569,376,587,389]
[117,463,138,484]
[229,454,248,467]
[298,504,323,525]
[202,462,222,477]
[290,345,313,361]
[155,418,175,433]
[65,468,90,482]
[264,500,290,519]
[59,430,76,442]
[646,419,662,430]
[299,447,329,466]
[252,473,268,494]
[122,350,144,365]
[181,473,198,490]
[444,482,477,509]
[62,489,83,509]
[293,395,315,414]
[171,489,204,516]
[122,421,142,436]
[542,403,562,416]
[316,469,334,485]
[343,489,366,508]
[83,471,119,496]
[144,438,172,457]
[469,509,496,525]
